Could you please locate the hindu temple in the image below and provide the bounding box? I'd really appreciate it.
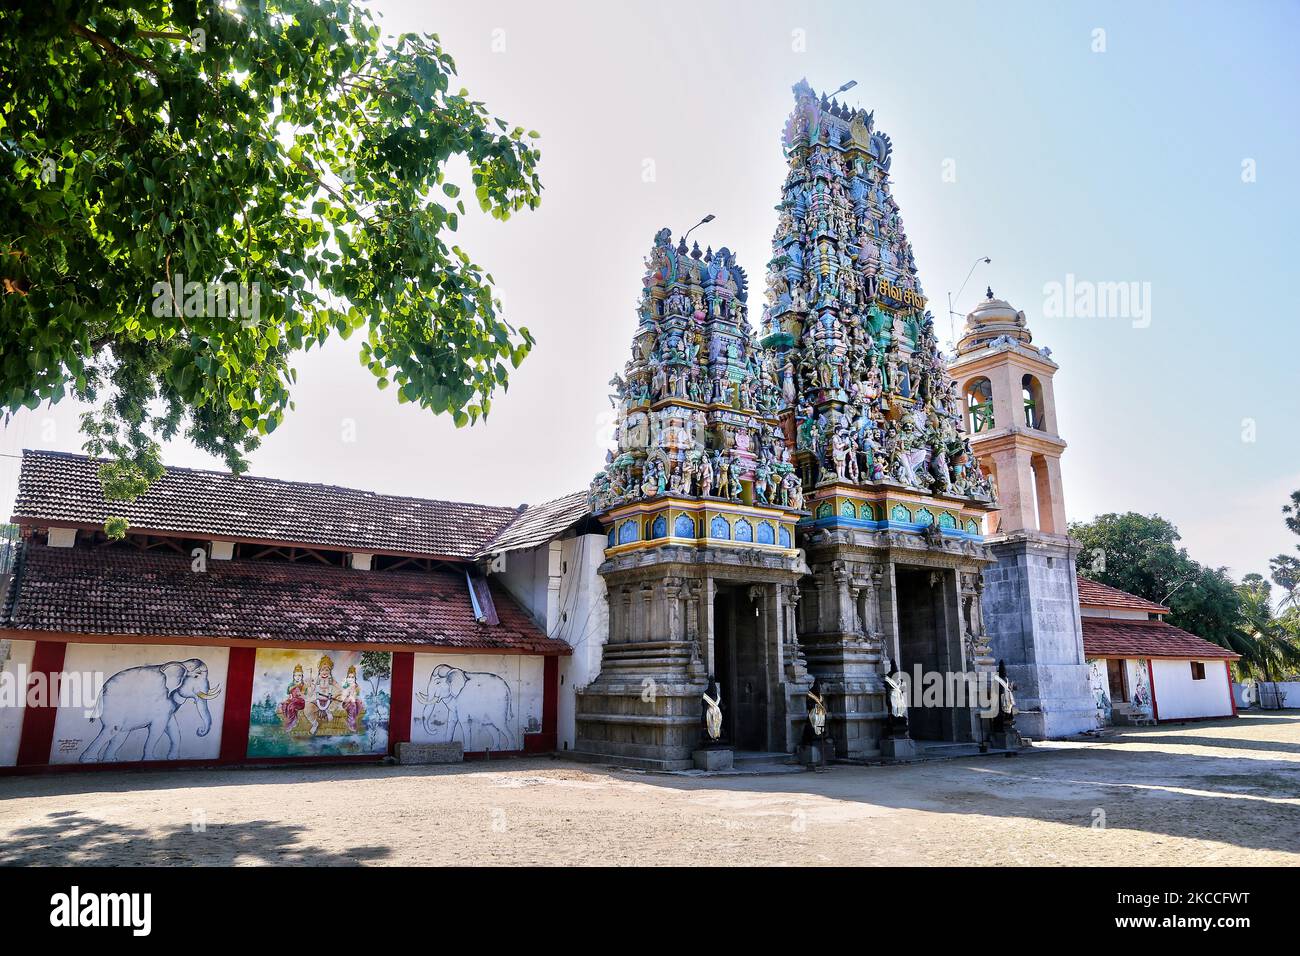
[575,80,1029,768]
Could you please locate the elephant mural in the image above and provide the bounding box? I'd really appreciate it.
[416,664,514,751]
[80,658,222,763]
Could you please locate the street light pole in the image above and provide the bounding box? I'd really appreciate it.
[1160,577,1197,605]
[682,213,715,246]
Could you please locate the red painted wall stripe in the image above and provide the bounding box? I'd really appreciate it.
[526,654,559,753]
[219,646,256,762]
[388,651,414,755]
[16,641,66,766]
[1146,658,1160,722]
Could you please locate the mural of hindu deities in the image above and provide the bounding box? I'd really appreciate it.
[247,649,392,757]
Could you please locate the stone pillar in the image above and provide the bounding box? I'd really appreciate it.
[1040,455,1068,538]
[703,577,717,676]
[980,531,1096,738]
[989,446,1037,533]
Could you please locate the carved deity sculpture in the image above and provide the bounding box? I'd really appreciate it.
[702,681,723,742]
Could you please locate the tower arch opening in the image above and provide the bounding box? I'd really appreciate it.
[965,377,995,434]
[1022,374,1044,430]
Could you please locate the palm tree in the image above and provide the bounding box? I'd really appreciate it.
[1236,575,1300,706]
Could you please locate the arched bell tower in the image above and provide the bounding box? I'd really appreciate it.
[949,289,1066,535]
[947,289,1095,736]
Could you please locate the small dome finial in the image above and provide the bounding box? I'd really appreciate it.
[986,286,994,300]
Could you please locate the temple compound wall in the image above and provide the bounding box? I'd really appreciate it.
[0,463,577,774]
[0,634,559,771]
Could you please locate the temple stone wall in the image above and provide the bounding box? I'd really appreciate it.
[573,545,806,769]
[981,532,1096,737]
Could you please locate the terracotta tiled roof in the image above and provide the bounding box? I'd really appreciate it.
[13,450,522,560]
[1077,575,1170,614]
[480,490,593,556]
[2,543,569,654]
[1081,618,1238,660]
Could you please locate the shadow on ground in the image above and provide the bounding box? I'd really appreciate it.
[0,811,391,866]
[1,715,1297,864]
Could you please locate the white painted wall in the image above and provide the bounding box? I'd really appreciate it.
[0,640,36,766]
[1257,682,1300,709]
[1152,658,1234,721]
[554,534,608,752]
[1232,682,1256,708]
[410,653,542,752]
[49,643,230,764]
[494,532,608,752]
[1079,607,1152,621]
[497,541,553,629]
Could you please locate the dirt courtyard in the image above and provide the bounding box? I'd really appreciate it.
[2,714,1298,866]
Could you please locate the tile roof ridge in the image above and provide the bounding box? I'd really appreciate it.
[21,448,521,515]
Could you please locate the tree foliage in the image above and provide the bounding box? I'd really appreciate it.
[1235,574,1300,682]
[1,0,541,516]
[1070,512,1244,651]
[1270,489,1300,612]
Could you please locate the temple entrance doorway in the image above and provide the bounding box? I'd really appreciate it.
[712,584,770,752]
[894,567,968,742]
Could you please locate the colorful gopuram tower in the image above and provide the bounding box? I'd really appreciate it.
[577,229,811,770]
[759,80,1001,757]
[578,82,1032,767]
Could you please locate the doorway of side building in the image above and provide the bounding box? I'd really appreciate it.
[894,566,969,742]
[712,583,770,752]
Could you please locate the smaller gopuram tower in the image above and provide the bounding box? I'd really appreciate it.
[577,229,810,770]
[947,290,1095,737]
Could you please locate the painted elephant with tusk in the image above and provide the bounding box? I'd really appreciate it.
[80,659,223,763]
[416,664,514,752]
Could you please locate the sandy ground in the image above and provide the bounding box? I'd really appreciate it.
[2,713,1298,866]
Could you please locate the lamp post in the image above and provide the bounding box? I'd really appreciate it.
[681,213,715,246]
[947,256,991,349]
[1160,577,1197,606]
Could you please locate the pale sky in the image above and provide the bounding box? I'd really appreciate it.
[2,0,1297,583]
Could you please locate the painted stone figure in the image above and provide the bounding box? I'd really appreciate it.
[588,228,804,518]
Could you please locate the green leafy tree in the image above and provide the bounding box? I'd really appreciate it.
[1,0,541,523]
[1070,512,1244,651]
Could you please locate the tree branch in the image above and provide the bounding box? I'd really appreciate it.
[68,22,160,77]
